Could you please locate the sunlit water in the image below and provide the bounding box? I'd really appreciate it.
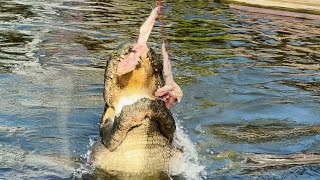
[0,0,320,179]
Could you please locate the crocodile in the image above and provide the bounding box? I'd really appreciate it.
[91,6,182,179]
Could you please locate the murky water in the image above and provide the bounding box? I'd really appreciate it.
[1,0,320,179]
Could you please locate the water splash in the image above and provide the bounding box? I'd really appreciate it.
[170,120,206,180]
[84,138,95,163]
[73,138,95,179]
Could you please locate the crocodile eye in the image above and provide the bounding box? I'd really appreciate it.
[128,47,136,53]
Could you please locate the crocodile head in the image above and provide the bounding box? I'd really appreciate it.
[103,42,164,115]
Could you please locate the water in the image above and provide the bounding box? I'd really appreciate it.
[0,0,320,179]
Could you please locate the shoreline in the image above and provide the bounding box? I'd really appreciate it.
[222,0,320,20]
[229,4,320,20]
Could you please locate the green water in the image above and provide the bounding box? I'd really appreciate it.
[0,0,320,179]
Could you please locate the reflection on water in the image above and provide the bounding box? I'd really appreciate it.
[0,0,319,179]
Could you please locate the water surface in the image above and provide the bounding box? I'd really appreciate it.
[0,0,320,179]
